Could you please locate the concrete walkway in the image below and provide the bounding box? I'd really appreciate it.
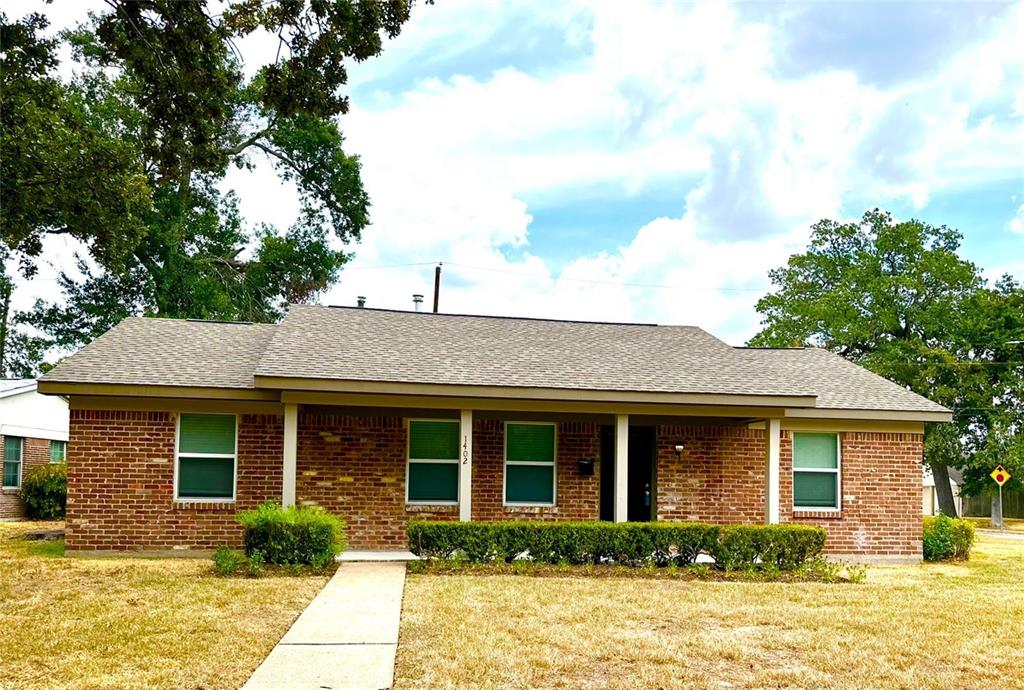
[242,562,407,690]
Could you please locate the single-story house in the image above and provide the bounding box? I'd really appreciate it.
[38,305,951,561]
[1,379,70,519]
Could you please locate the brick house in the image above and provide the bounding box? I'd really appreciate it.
[38,306,950,561]
[1,379,70,519]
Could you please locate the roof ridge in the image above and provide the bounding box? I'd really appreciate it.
[297,303,687,328]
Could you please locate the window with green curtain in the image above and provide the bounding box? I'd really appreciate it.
[177,414,236,499]
[505,423,555,505]
[50,440,67,463]
[3,436,23,488]
[407,420,459,503]
[793,433,839,509]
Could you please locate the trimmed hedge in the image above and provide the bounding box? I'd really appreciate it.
[923,515,975,561]
[408,521,827,571]
[237,502,347,567]
[20,463,67,520]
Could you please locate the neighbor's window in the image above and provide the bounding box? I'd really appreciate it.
[504,423,556,505]
[176,414,236,500]
[3,436,23,488]
[793,433,840,510]
[406,420,459,503]
[50,440,67,464]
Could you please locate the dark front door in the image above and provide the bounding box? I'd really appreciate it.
[599,425,656,521]
[627,427,655,522]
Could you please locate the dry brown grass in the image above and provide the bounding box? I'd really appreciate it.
[964,516,1024,532]
[395,534,1024,690]
[0,521,328,690]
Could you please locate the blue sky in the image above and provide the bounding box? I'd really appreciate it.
[13,0,1024,344]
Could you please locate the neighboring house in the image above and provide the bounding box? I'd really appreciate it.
[1,379,70,519]
[922,465,963,516]
[38,306,951,561]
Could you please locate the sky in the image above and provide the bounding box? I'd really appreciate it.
[10,0,1024,345]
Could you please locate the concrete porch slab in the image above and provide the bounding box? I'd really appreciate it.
[338,550,420,562]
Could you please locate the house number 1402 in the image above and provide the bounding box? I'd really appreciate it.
[462,436,470,464]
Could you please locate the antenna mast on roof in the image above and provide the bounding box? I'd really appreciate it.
[432,262,442,313]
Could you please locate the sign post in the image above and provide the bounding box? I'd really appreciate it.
[991,465,1011,529]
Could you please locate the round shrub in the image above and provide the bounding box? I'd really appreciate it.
[20,463,67,520]
[237,501,347,566]
[923,514,975,561]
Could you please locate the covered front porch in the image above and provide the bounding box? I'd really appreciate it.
[273,390,790,549]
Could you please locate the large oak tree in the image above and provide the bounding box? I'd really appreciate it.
[750,209,1024,515]
[0,1,418,372]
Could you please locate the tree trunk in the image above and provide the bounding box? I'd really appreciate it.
[991,492,1004,529]
[929,461,959,517]
[0,281,10,378]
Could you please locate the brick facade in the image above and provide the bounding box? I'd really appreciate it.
[1,435,51,519]
[65,410,281,551]
[782,431,923,557]
[65,406,923,558]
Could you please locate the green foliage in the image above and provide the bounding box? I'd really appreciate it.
[2,2,420,372]
[212,545,243,576]
[19,463,67,520]
[237,502,346,566]
[0,13,151,274]
[246,549,265,578]
[750,210,1024,508]
[844,563,868,584]
[923,515,975,561]
[709,524,828,571]
[407,521,826,571]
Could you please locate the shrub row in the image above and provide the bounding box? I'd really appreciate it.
[20,464,67,520]
[237,502,347,568]
[923,515,974,561]
[408,521,827,571]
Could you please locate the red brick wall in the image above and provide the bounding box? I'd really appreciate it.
[656,425,767,524]
[783,431,923,557]
[295,415,599,549]
[65,406,923,557]
[65,410,281,551]
[0,436,50,519]
[655,424,924,558]
[471,419,600,522]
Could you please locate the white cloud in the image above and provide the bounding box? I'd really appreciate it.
[1010,203,1024,234]
[9,0,1024,347]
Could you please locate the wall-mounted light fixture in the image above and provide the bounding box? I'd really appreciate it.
[674,445,685,459]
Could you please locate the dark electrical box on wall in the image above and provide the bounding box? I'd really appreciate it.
[578,458,595,476]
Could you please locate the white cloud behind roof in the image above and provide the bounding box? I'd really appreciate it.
[7,0,1023,346]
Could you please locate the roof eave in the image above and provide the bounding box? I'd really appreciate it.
[253,374,819,408]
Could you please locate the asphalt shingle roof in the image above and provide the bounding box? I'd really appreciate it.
[42,318,278,390]
[41,305,949,414]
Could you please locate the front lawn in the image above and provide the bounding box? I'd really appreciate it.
[0,521,328,690]
[395,534,1024,689]
[963,516,1024,532]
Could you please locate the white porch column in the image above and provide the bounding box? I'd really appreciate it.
[614,414,629,523]
[459,409,473,522]
[282,403,298,508]
[765,418,781,524]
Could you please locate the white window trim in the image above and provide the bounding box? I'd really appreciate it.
[3,436,24,489]
[503,421,557,507]
[792,432,842,512]
[405,418,460,506]
[173,413,238,503]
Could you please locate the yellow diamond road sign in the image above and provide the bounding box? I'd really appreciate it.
[991,465,1011,486]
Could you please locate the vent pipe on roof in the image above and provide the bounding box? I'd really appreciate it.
[356,296,366,308]
[412,294,424,312]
